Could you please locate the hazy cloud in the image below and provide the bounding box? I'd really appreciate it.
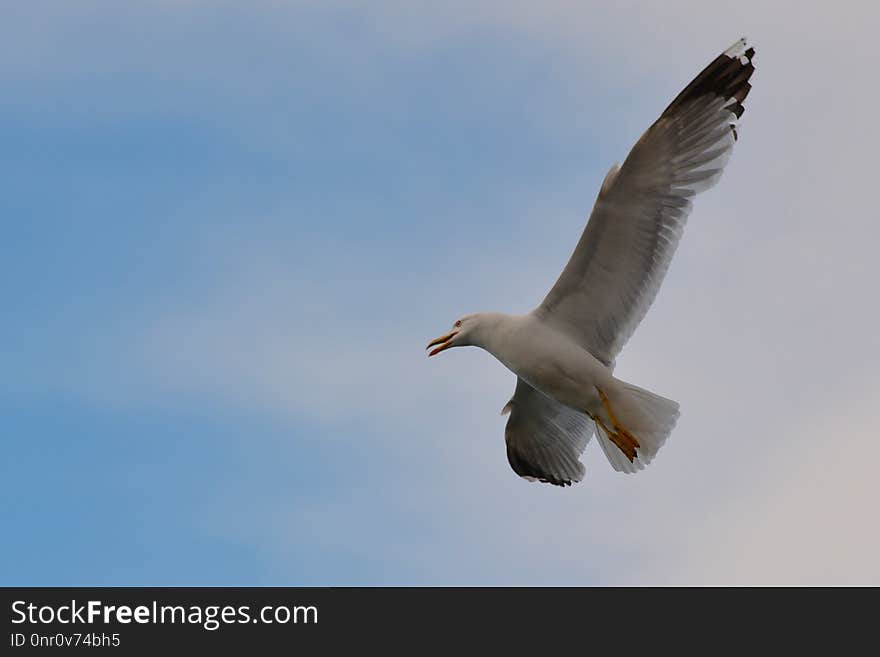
[6,1,878,584]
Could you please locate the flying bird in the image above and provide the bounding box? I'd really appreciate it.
[427,39,756,486]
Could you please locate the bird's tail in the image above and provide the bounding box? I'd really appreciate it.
[594,380,679,474]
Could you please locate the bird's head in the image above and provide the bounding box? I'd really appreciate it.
[426,314,481,357]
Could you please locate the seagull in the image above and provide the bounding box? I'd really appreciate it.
[427,39,756,486]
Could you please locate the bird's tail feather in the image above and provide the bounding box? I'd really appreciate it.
[595,380,679,474]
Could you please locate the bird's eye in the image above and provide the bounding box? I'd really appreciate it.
[454,320,462,328]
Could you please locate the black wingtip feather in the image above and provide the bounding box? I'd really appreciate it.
[662,40,756,120]
[506,444,574,487]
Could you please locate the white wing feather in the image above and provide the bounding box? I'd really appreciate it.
[536,39,755,364]
[503,378,591,486]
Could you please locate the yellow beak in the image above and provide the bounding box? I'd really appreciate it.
[426,331,458,357]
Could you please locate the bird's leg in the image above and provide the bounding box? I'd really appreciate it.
[591,414,637,463]
[595,387,640,462]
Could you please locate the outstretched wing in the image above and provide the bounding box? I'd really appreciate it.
[536,39,755,365]
[501,40,755,484]
[503,378,592,487]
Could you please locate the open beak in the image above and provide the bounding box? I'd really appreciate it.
[426,331,458,357]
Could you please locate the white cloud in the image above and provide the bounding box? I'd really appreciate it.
[669,376,880,585]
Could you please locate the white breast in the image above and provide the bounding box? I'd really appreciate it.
[485,314,613,414]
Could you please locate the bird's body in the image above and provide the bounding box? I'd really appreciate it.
[454,311,679,474]
[428,39,756,486]
[471,312,614,415]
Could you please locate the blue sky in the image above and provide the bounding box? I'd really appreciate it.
[3,1,879,585]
